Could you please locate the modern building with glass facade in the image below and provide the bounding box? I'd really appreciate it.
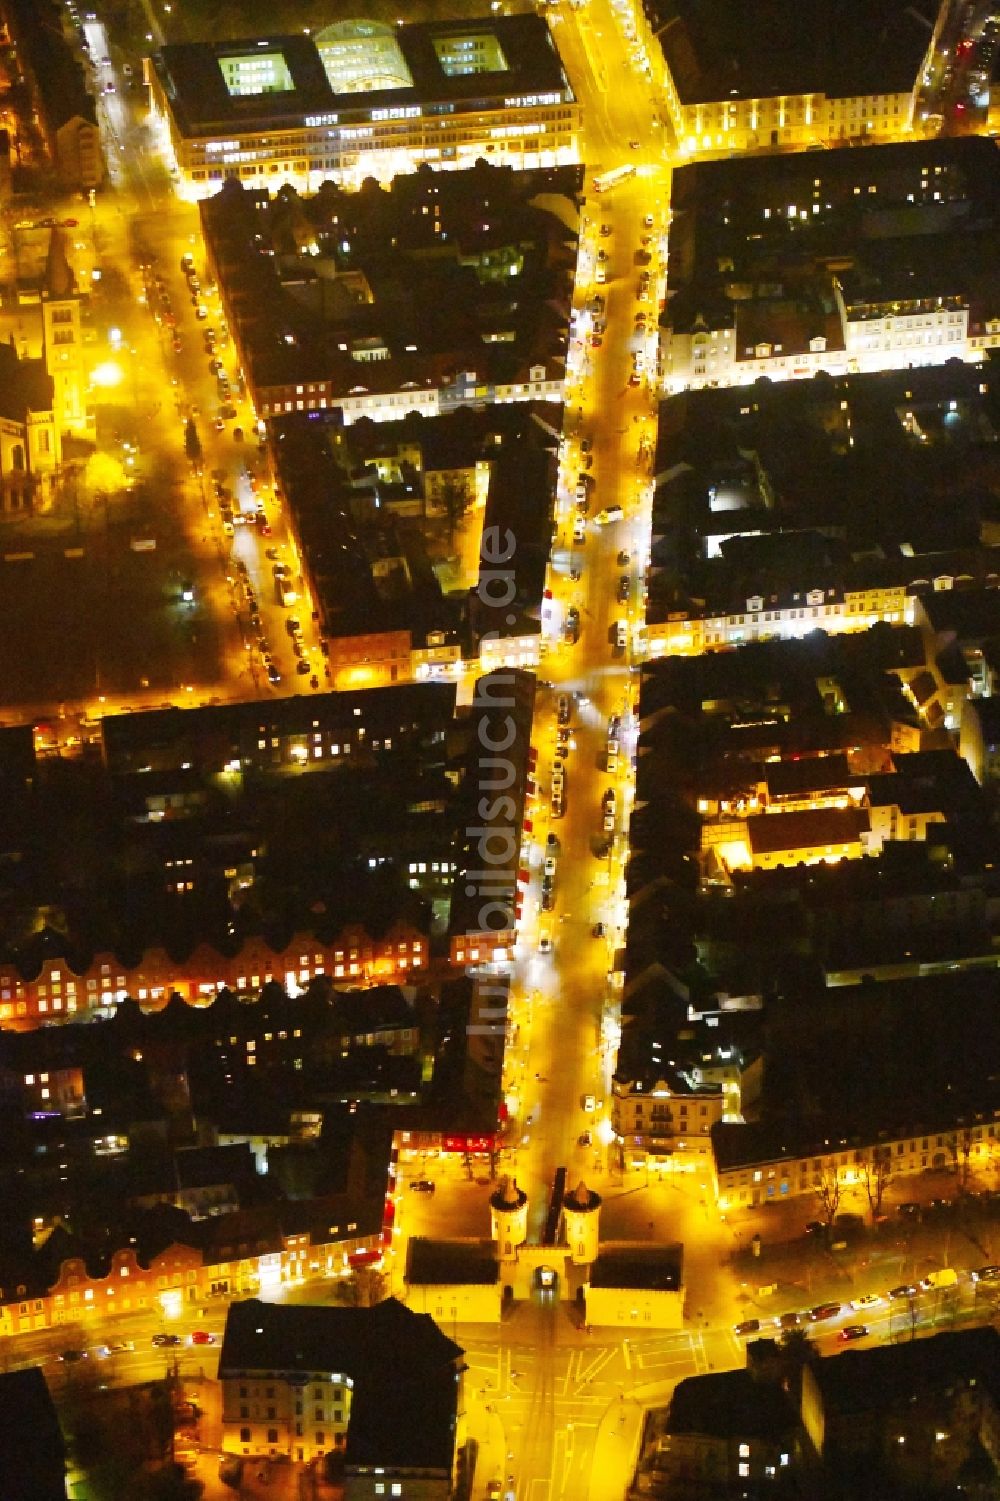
[146,16,581,200]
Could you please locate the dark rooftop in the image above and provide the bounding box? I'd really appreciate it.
[219,1297,463,1470]
[649,0,938,105]
[589,1244,683,1292]
[154,16,571,137]
[808,1327,1000,1414]
[747,806,870,856]
[406,1237,500,1286]
[765,754,853,799]
[0,1366,67,1501]
[667,1368,799,1440]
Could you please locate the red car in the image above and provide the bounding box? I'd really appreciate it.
[190,1330,215,1346]
[258,520,272,536]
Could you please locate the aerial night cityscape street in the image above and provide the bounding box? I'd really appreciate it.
[2,0,1000,1498]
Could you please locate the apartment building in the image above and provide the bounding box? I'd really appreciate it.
[146,17,580,201]
[642,0,937,157]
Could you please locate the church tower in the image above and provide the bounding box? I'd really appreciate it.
[41,229,87,437]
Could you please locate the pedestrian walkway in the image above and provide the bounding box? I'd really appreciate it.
[587,1381,682,1501]
[465,1390,509,1500]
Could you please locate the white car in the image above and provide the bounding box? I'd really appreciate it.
[615,620,628,650]
[544,853,557,877]
[538,930,552,954]
[582,1094,596,1112]
[852,1294,883,1310]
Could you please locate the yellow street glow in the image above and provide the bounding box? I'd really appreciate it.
[92,360,123,388]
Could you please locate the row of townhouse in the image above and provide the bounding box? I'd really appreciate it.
[0,923,431,1030]
[711,1113,1000,1211]
[254,361,566,428]
[646,580,915,659]
[661,293,978,395]
[322,626,538,694]
[668,89,918,160]
[644,557,1000,660]
[0,1226,382,1338]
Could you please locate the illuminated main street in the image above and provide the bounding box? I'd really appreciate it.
[0,12,324,731]
[7,4,1000,1501]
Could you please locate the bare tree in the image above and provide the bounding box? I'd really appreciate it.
[437,472,472,545]
[342,1265,387,1308]
[947,1129,974,1193]
[813,1165,842,1228]
[861,1146,892,1222]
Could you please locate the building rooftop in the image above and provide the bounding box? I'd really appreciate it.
[808,1327,1000,1415]
[406,1236,500,1286]
[153,15,572,137]
[0,1365,67,1500]
[746,806,870,856]
[765,754,853,800]
[589,1244,683,1291]
[200,162,578,401]
[219,1296,462,1470]
[649,0,938,106]
[667,1367,798,1440]
[0,343,54,425]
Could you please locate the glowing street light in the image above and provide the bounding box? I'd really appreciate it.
[91,360,123,388]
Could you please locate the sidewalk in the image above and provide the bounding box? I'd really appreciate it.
[464,1391,509,1501]
[587,1381,679,1501]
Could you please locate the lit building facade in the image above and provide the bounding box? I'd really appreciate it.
[146,18,580,202]
[0,922,431,1030]
[711,1114,1000,1211]
[642,0,936,159]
